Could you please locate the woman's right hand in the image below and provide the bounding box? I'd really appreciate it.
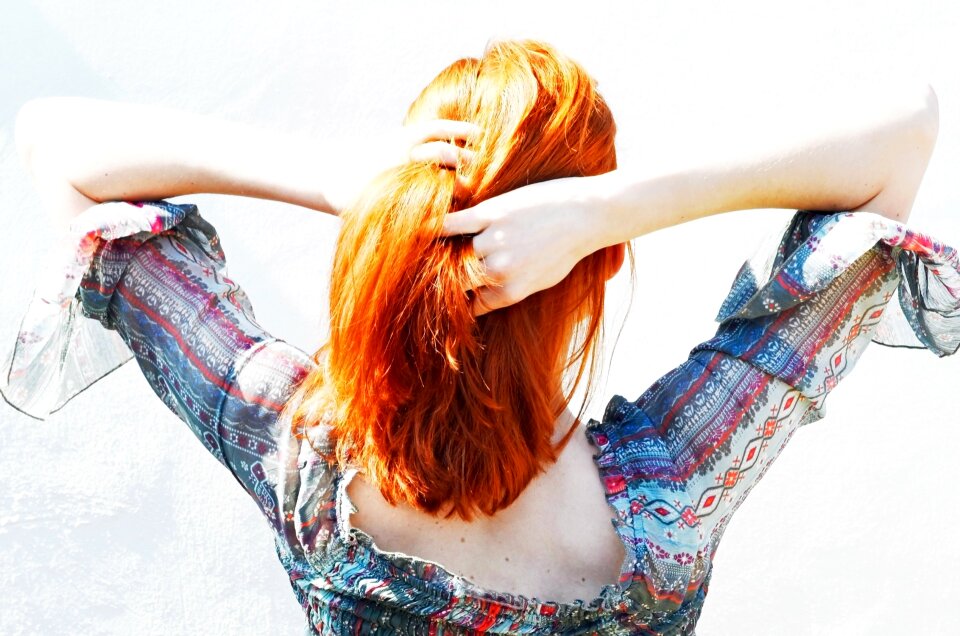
[439,173,618,316]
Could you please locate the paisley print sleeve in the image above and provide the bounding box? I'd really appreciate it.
[0,200,327,537]
[584,210,960,633]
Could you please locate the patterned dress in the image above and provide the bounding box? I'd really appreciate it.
[2,200,959,635]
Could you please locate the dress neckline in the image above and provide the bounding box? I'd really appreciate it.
[326,409,638,628]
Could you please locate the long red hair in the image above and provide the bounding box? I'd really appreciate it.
[285,40,629,520]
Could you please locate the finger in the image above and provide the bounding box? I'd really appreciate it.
[471,286,499,317]
[453,172,475,199]
[414,119,481,143]
[462,252,488,292]
[409,141,475,168]
[439,208,489,237]
[470,284,518,317]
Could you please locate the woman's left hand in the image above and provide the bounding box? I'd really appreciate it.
[401,119,479,167]
[326,119,479,213]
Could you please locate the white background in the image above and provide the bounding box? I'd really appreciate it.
[1,1,959,634]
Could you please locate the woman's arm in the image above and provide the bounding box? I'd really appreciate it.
[15,96,338,228]
[15,97,476,241]
[593,82,940,244]
[441,81,940,315]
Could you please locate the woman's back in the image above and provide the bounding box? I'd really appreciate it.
[345,409,627,604]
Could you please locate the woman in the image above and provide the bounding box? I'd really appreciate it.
[2,40,957,634]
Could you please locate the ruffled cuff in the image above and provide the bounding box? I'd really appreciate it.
[0,200,200,419]
[716,210,960,357]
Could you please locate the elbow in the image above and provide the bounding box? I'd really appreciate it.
[14,97,70,176]
[859,84,940,223]
[910,83,939,156]
[889,82,940,189]
[904,83,939,192]
[922,82,939,149]
[14,98,44,172]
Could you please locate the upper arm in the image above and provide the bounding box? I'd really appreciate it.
[730,80,941,218]
[15,96,339,215]
[613,82,941,243]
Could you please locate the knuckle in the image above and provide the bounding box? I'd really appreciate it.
[471,235,488,255]
[441,144,458,165]
[502,284,524,304]
[474,292,495,313]
[484,260,507,280]
[488,252,510,271]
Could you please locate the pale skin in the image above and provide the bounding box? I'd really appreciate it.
[14,82,939,603]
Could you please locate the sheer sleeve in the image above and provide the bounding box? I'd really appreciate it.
[584,209,960,627]
[712,210,960,354]
[1,200,334,543]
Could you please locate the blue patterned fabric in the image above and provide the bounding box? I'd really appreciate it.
[2,201,958,634]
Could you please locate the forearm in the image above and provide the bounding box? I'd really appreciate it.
[15,97,339,219]
[590,82,939,248]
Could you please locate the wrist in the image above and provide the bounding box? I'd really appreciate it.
[578,170,633,253]
[586,167,712,248]
[226,130,341,214]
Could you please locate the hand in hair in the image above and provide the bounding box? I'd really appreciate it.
[403,119,479,167]
[324,119,478,213]
[440,174,615,316]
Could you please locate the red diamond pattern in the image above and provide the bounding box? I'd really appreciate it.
[723,470,738,488]
[763,419,777,437]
